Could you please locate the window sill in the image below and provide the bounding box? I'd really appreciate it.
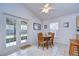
[6,41,16,47]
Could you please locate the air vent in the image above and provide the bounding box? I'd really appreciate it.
[77,29,79,31]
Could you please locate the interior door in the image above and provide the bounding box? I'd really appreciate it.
[5,14,28,48]
[6,17,17,47]
[20,19,28,44]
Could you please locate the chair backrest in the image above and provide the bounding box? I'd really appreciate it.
[48,32,51,35]
[48,32,55,41]
[38,32,43,44]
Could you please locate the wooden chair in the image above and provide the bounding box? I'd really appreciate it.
[69,39,79,56]
[48,32,54,47]
[38,32,47,49]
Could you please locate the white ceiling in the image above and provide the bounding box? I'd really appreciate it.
[24,3,79,20]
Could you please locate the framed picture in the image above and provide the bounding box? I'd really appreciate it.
[64,22,69,28]
[44,25,47,29]
[33,23,41,30]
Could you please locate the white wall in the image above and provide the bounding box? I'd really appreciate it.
[0,3,42,55]
[42,13,79,45]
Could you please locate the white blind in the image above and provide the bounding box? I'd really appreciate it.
[50,23,59,31]
[50,23,59,37]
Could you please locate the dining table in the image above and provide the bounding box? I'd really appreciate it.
[41,35,51,49]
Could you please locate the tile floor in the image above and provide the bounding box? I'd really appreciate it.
[8,43,70,56]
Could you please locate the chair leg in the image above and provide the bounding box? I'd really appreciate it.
[69,43,74,56]
[49,42,53,48]
[43,44,44,50]
[77,46,79,56]
[38,44,40,48]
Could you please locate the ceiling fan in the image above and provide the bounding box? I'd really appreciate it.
[41,3,55,13]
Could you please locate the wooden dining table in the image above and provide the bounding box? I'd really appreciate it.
[41,36,51,49]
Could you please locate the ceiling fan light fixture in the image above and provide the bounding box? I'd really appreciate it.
[41,3,55,13]
[41,8,49,13]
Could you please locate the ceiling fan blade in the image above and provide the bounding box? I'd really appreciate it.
[44,3,49,8]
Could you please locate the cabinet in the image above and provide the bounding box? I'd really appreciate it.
[76,16,79,28]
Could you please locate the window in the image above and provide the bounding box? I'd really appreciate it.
[6,18,16,47]
[50,23,59,37]
[50,23,59,31]
[21,21,27,43]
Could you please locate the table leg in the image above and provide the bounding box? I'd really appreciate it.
[45,41,48,49]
